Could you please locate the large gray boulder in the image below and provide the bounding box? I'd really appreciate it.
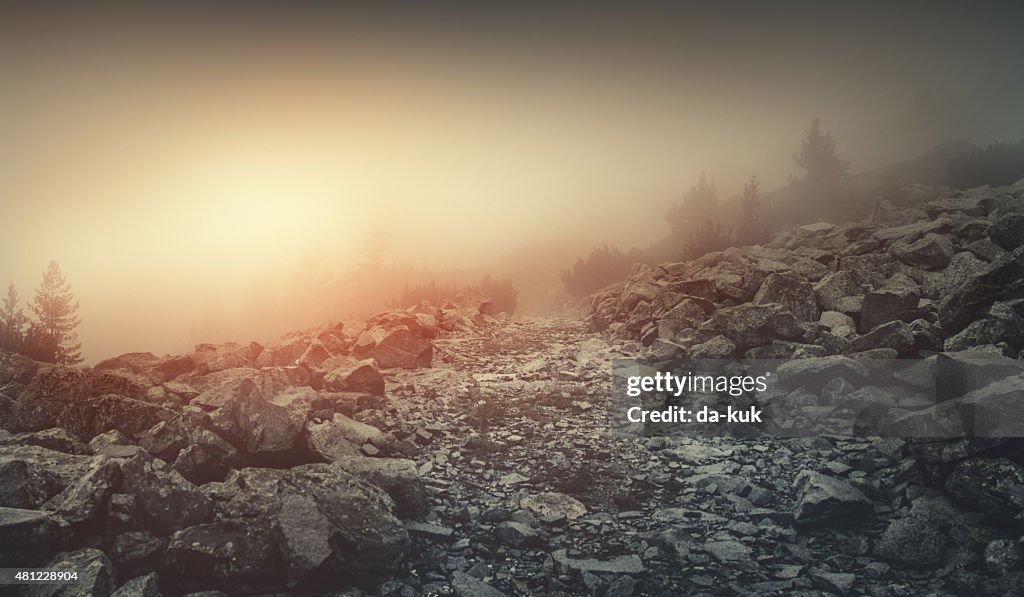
[874,507,945,567]
[321,358,385,395]
[0,445,94,509]
[114,447,213,534]
[10,367,170,439]
[938,245,1024,335]
[330,455,428,518]
[890,232,954,270]
[945,299,1024,352]
[792,471,872,525]
[945,457,1024,521]
[989,212,1024,250]
[306,413,385,461]
[0,507,71,566]
[32,548,115,597]
[845,321,916,356]
[753,273,819,322]
[163,521,280,592]
[814,271,862,313]
[198,465,409,589]
[700,303,803,352]
[859,284,921,334]
[352,310,434,369]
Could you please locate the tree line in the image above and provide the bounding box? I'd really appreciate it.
[562,118,847,298]
[1,260,82,364]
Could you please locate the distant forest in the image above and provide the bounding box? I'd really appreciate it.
[561,121,1024,300]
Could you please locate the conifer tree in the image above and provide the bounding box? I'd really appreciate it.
[793,118,848,202]
[29,260,82,364]
[0,283,28,352]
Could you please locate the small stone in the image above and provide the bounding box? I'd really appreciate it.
[985,539,1023,575]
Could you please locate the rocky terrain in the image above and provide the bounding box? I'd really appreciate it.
[3,180,1024,596]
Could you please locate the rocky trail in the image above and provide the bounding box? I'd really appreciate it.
[362,318,1007,596]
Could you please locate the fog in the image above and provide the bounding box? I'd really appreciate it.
[3,3,1024,362]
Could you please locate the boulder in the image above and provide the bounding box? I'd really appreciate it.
[923,251,987,300]
[307,414,385,461]
[255,337,310,368]
[296,340,331,369]
[173,428,240,485]
[42,456,121,525]
[322,358,385,395]
[236,387,315,456]
[110,531,167,579]
[924,195,993,219]
[792,471,871,525]
[519,492,587,522]
[116,447,213,534]
[0,507,71,566]
[945,457,1024,520]
[188,342,262,375]
[190,377,261,440]
[656,298,709,341]
[94,351,159,374]
[688,335,736,359]
[330,455,427,518]
[985,539,1023,576]
[35,548,115,597]
[819,311,856,338]
[700,303,803,352]
[845,321,916,357]
[813,271,862,313]
[352,311,434,369]
[370,328,433,369]
[10,366,158,436]
[890,233,954,270]
[938,246,1024,335]
[859,273,922,333]
[0,428,88,455]
[201,465,409,588]
[989,212,1024,250]
[945,299,1024,352]
[451,571,507,597]
[776,356,868,389]
[551,549,645,576]
[136,421,188,462]
[874,509,945,566]
[743,341,828,360]
[0,445,94,509]
[839,254,898,288]
[753,273,819,322]
[112,573,163,597]
[0,351,41,386]
[61,394,175,441]
[163,521,282,591]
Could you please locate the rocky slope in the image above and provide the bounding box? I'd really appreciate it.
[3,181,1024,596]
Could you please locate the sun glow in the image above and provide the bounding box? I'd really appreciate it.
[164,146,360,269]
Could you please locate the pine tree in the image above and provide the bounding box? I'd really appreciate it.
[685,218,732,259]
[0,283,29,352]
[738,174,770,245]
[666,172,720,238]
[793,118,848,202]
[29,261,82,364]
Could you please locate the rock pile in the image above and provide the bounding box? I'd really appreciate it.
[588,180,1024,361]
[0,302,498,595]
[584,179,1024,594]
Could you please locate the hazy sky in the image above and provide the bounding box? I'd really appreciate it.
[3,3,1024,361]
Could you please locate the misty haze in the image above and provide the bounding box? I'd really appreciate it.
[4,3,1024,596]
[3,4,1024,362]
